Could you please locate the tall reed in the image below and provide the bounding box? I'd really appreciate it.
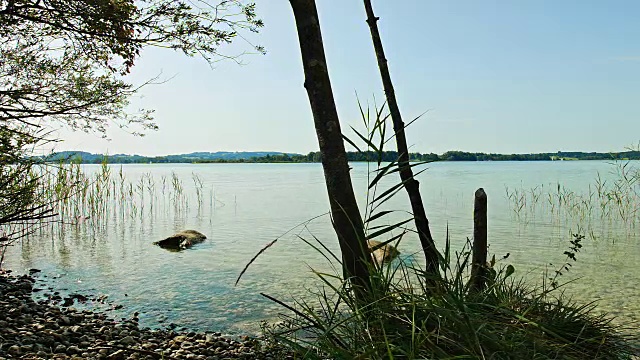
[505,159,640,241]
[31,161,215,237]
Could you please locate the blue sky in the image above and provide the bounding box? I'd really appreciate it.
[57,0,640,156]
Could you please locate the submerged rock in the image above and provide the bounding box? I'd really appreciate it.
[154,230,207,251]
[367,240,400,265]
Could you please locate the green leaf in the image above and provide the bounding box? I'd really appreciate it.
[342,134,362,153]
[364,210,394,224]
[368,231,407,250]
[505,264,515,278]
[356,96,369,130]
[365,218,412,240]
[349,126,379,154]
[368,161,397,189]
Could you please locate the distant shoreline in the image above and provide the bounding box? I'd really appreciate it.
[42,150,640,164]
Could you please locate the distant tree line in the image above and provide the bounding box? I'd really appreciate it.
[45,150,640,164]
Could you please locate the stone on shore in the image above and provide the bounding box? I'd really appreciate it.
[0,271,289,359]
[367,240,400,265]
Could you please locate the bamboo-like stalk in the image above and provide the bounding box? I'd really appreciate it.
[362,0,439,276]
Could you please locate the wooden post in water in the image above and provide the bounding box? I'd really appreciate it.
[470,188,488,292]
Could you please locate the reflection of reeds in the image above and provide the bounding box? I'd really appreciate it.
[193,173,204,209]
[505,161,640,240]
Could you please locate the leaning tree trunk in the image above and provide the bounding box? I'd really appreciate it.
[363,0,439,276]
[289,0,372,293]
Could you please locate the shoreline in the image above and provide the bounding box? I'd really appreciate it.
[0,270,287,360]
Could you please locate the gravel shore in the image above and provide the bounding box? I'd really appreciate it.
[0,270,288,359]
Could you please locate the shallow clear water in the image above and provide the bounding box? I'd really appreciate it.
[3,161,639,334]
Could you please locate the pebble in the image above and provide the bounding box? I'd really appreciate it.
[0,272,289,359]
[8,345,20,355]
[120,335,135,345]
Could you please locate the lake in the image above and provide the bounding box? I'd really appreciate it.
[3,161,639,335]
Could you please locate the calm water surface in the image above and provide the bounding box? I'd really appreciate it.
[4,161,640,334]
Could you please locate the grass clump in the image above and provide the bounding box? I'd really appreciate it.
[248,103,638,359]
[261,236,638,359]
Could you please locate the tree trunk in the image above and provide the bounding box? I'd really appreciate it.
[289,0,372,292]
[362,0,439,275]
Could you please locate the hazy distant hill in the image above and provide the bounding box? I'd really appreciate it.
[42,150,640,164]
[44,151,299,163]
[164,151,294,161]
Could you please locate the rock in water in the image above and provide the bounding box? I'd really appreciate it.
[154,230,207,250]
[367,240,400,265]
